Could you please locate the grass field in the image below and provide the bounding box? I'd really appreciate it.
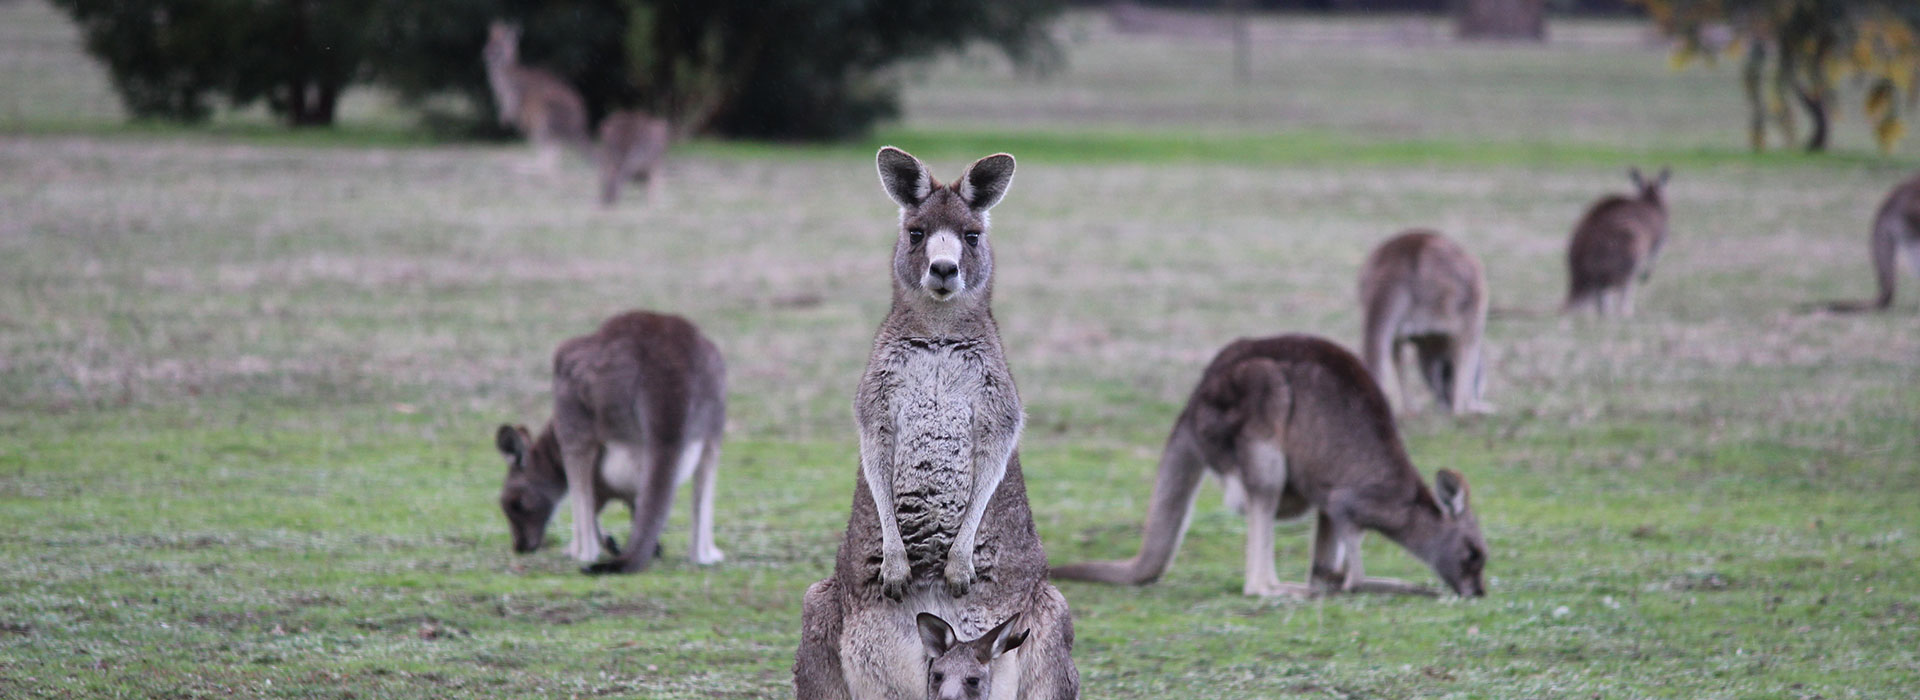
[3,1,1918,697]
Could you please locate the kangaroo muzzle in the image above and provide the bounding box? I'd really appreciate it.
[921,231,965,300]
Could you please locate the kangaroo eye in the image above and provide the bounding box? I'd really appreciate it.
[908,229,926,244]
[930,672,944,683]
[965,676,981,688]
[963,230,981,247]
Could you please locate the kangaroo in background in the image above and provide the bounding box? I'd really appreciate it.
[1565,167,1671,316]
[596,109,671,207]
[492,310,725,575]
[482,21,590,172]
[793,147,1078,700]
[918,612,1029,700]
[1359,229,1492,414]
[1051,335,1489,599]
[1824,174,1920,312]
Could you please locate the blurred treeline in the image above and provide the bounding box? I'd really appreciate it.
[51,0,1063,140]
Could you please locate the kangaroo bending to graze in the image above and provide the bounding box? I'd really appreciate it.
[1359,229,1492,414]
[1565,167,1671,316]
[596,109,671,207]
[492,310,725,575]
[1824,174,1920,313]
[793,147,1078,699]
[482,21,590,171]
[1051,335,1488,599]
[918,612,1029,700]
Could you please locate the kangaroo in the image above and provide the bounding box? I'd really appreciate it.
[492,310,726,575]
[1825,174,1920,312]
[918,612,1029,700]
[1565,167,1671,316]
[1359,229,1492,414]
[792,148,1079,700]
[595,109,671,207]
[481,21,590,172]
[1051,335,1488,598]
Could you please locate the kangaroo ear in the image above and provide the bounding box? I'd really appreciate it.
[957,153,1016,212]
[916,612,957,659]
[1655,166,1671,187]
[1627,167,1645,189]
[877,147,933,209]
[1434,469,1470,517]
[495,424,528,467]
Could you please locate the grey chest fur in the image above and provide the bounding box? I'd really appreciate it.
[882,340,989,570]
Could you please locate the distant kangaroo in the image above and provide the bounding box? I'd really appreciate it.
[1824,174,1920,312]
[492,310,725,575]
[918,612,1029,700]
[1051,335,1489,598]
[482,21,590,171]
[1565,167,1671,316]
[1358,229,1492,414]
[793,147,1078,699]
[595,109,671,207]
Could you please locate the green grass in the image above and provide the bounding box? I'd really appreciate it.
[3,0,1918,698]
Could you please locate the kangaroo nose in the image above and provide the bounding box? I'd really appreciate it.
[929,261,958,280]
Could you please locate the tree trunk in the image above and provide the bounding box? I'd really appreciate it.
[1455,0,1546,41]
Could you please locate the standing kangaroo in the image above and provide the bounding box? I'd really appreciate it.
[1825,174,1920,312]
[1359,229,1492,414]
[492,311,726,575]
[595,109,671,207]
[482,21,590,172]
[1051,335,1488,598]
[793,148,1078,700]
[1565,167,1671,316]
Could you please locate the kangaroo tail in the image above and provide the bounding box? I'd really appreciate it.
[1050,422,1207,586]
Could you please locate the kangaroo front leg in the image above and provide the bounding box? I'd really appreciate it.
[558,439,606,563]
[945,408,1021,597]
[858,428,910,600]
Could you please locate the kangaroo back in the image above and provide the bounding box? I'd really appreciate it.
[596,110,671,206]
[1826,174,1920,312]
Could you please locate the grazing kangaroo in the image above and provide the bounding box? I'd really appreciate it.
[1825,174,1920,312]
[481,21,590,171]
[1051,335,1489,599]
[1358,229,1492,414]
[918,612,1029,700]
[1565,167,1671,316]
[492,310,726,575]
[793,148,1078,700]
[595,109,671,207]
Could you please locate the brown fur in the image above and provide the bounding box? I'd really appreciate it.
[596,110,671,207]
[1825,173,1920,312]
[492,310,726,575]
[1050,335,1489,598]
[1358,229,1492,414]
[482,22,590,166]
[793,148,1078,700]
[1565,167,1671,316]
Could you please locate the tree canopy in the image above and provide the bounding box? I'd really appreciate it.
[1638,0,1920,152]
[56,0,1065,140]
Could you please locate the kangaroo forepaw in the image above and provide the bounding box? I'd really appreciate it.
[943,555,975,598]
[879,554,910,601]
[601,535,621,557]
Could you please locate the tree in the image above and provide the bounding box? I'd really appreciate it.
[52,0,374,127]
[369,0,1065,141]
[1638,0,1920,152]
